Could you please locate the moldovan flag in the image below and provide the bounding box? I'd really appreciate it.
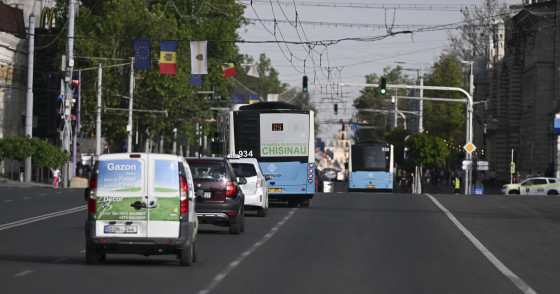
[190,41,208,74]
[221,63,237,78]
[159,41,177,74]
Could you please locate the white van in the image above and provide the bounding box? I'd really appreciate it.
[84,153,198,266]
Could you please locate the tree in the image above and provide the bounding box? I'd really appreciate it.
[447,0,510,61]
[353,66,409,142]
[384,127,411,168]
[405,133,450,168]
[56,0,246,152]
[423,54,466,145]
[234,54,288,101]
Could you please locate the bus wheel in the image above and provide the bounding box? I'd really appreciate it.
[300,199,310,207]
[288,200,299,207]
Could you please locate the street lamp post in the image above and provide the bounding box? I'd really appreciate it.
[462,60,474,195]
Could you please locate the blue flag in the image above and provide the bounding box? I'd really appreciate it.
[134,39,151,70]
[190,74,203,87]
[234,94,244,104]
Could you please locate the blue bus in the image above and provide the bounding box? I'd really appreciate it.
[216,101,315,207]
[348,141,394,193]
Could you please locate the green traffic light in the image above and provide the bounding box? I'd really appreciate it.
[380,89,386,94]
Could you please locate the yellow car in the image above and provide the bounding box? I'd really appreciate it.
[501,177,560,195]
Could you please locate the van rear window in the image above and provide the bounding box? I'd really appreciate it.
[98,159,143,193]
[153,160,179,193]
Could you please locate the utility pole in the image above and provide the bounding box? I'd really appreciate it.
[62,0,76,187]
[127,58,134,152]
[96,63,102,155]
[24,15,35,182]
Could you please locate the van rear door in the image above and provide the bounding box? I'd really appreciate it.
[95,156,148,238]
[146,154,181,238]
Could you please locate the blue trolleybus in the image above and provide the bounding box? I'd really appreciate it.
[216,102,315,207]
[348,141,394,193]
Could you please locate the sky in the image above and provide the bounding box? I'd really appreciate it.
[236,0,522,139]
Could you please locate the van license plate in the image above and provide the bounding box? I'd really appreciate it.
[203,192,212,198]
[268,188,281,193]
[104,225,138,234]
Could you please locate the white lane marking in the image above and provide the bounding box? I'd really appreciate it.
[14,270,34,277]
[0,206,86,231]
[3,200,13,203]
[425,194,537,294]
[23,197,31,200]
[51,257,67,263]
[197,208,297,294]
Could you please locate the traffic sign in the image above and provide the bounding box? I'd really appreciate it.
[464,142,476,154]
[477,161,489,171]
[462,160,473,170]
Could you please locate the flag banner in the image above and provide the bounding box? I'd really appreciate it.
[135,39,151,70]
[248,65,259,77]
[190,41,208,74]
[234,94,245,104]
[267,94,278,102]
[221,63,237,78]
[160,40,177,74]
[250,94,261,104]
[190,74,202,87]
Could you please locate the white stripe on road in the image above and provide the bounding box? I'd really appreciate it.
[0,206,86,231]
[14,270,34,277]
[197,208,298,294]
[425,194,537,294]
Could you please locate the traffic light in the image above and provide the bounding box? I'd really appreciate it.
[302,75,308,93]
[334,103,338,115]
[380,77,387,94]
[341,122,345,131]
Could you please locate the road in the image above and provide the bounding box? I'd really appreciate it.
[1,186,560,293]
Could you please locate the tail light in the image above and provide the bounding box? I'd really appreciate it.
[180,176,188,214]
[226,181,236,196]
[256,178,263,188]
[88,175,97,213]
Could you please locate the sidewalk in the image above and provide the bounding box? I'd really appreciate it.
[422,182,501,195]
[0,179,52,188]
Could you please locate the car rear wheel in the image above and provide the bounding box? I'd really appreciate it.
[180,241,194,266]
[547,190,559,195]
[508,190,520,195]
[85,245,104,265]
[257,207,268,217]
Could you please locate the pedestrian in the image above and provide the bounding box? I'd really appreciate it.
[452,176,461,194]
[19,163,24,182]
[51,166,60,188]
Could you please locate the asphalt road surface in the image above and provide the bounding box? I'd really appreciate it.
[1,186,559,293]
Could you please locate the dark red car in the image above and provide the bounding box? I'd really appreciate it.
[186,157,246,234]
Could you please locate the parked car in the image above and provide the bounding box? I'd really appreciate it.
[229,157,271,217]
[84,153,198,266]
[501,177,560,195]
[186,156,246,234]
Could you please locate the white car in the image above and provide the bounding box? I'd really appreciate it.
[229,157,271,217]
[501,177,560,195]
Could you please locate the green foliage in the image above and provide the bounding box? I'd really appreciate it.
[1,136,35,162]
[234,54,288,100]
[405,133,450,168]
[31,138,69,168]
[423,54,466,145]
[56,0,246,151]
[384,127,411,167]
[353,66,410,141]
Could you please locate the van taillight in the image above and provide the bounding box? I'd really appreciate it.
[88,175,97,213]
[226,181,236,196]
[180,176,188,214]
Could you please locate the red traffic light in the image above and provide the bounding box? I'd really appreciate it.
[72,80,80,89]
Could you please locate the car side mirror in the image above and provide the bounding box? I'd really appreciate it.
[265,174,273,181]
[238,177,247,185]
